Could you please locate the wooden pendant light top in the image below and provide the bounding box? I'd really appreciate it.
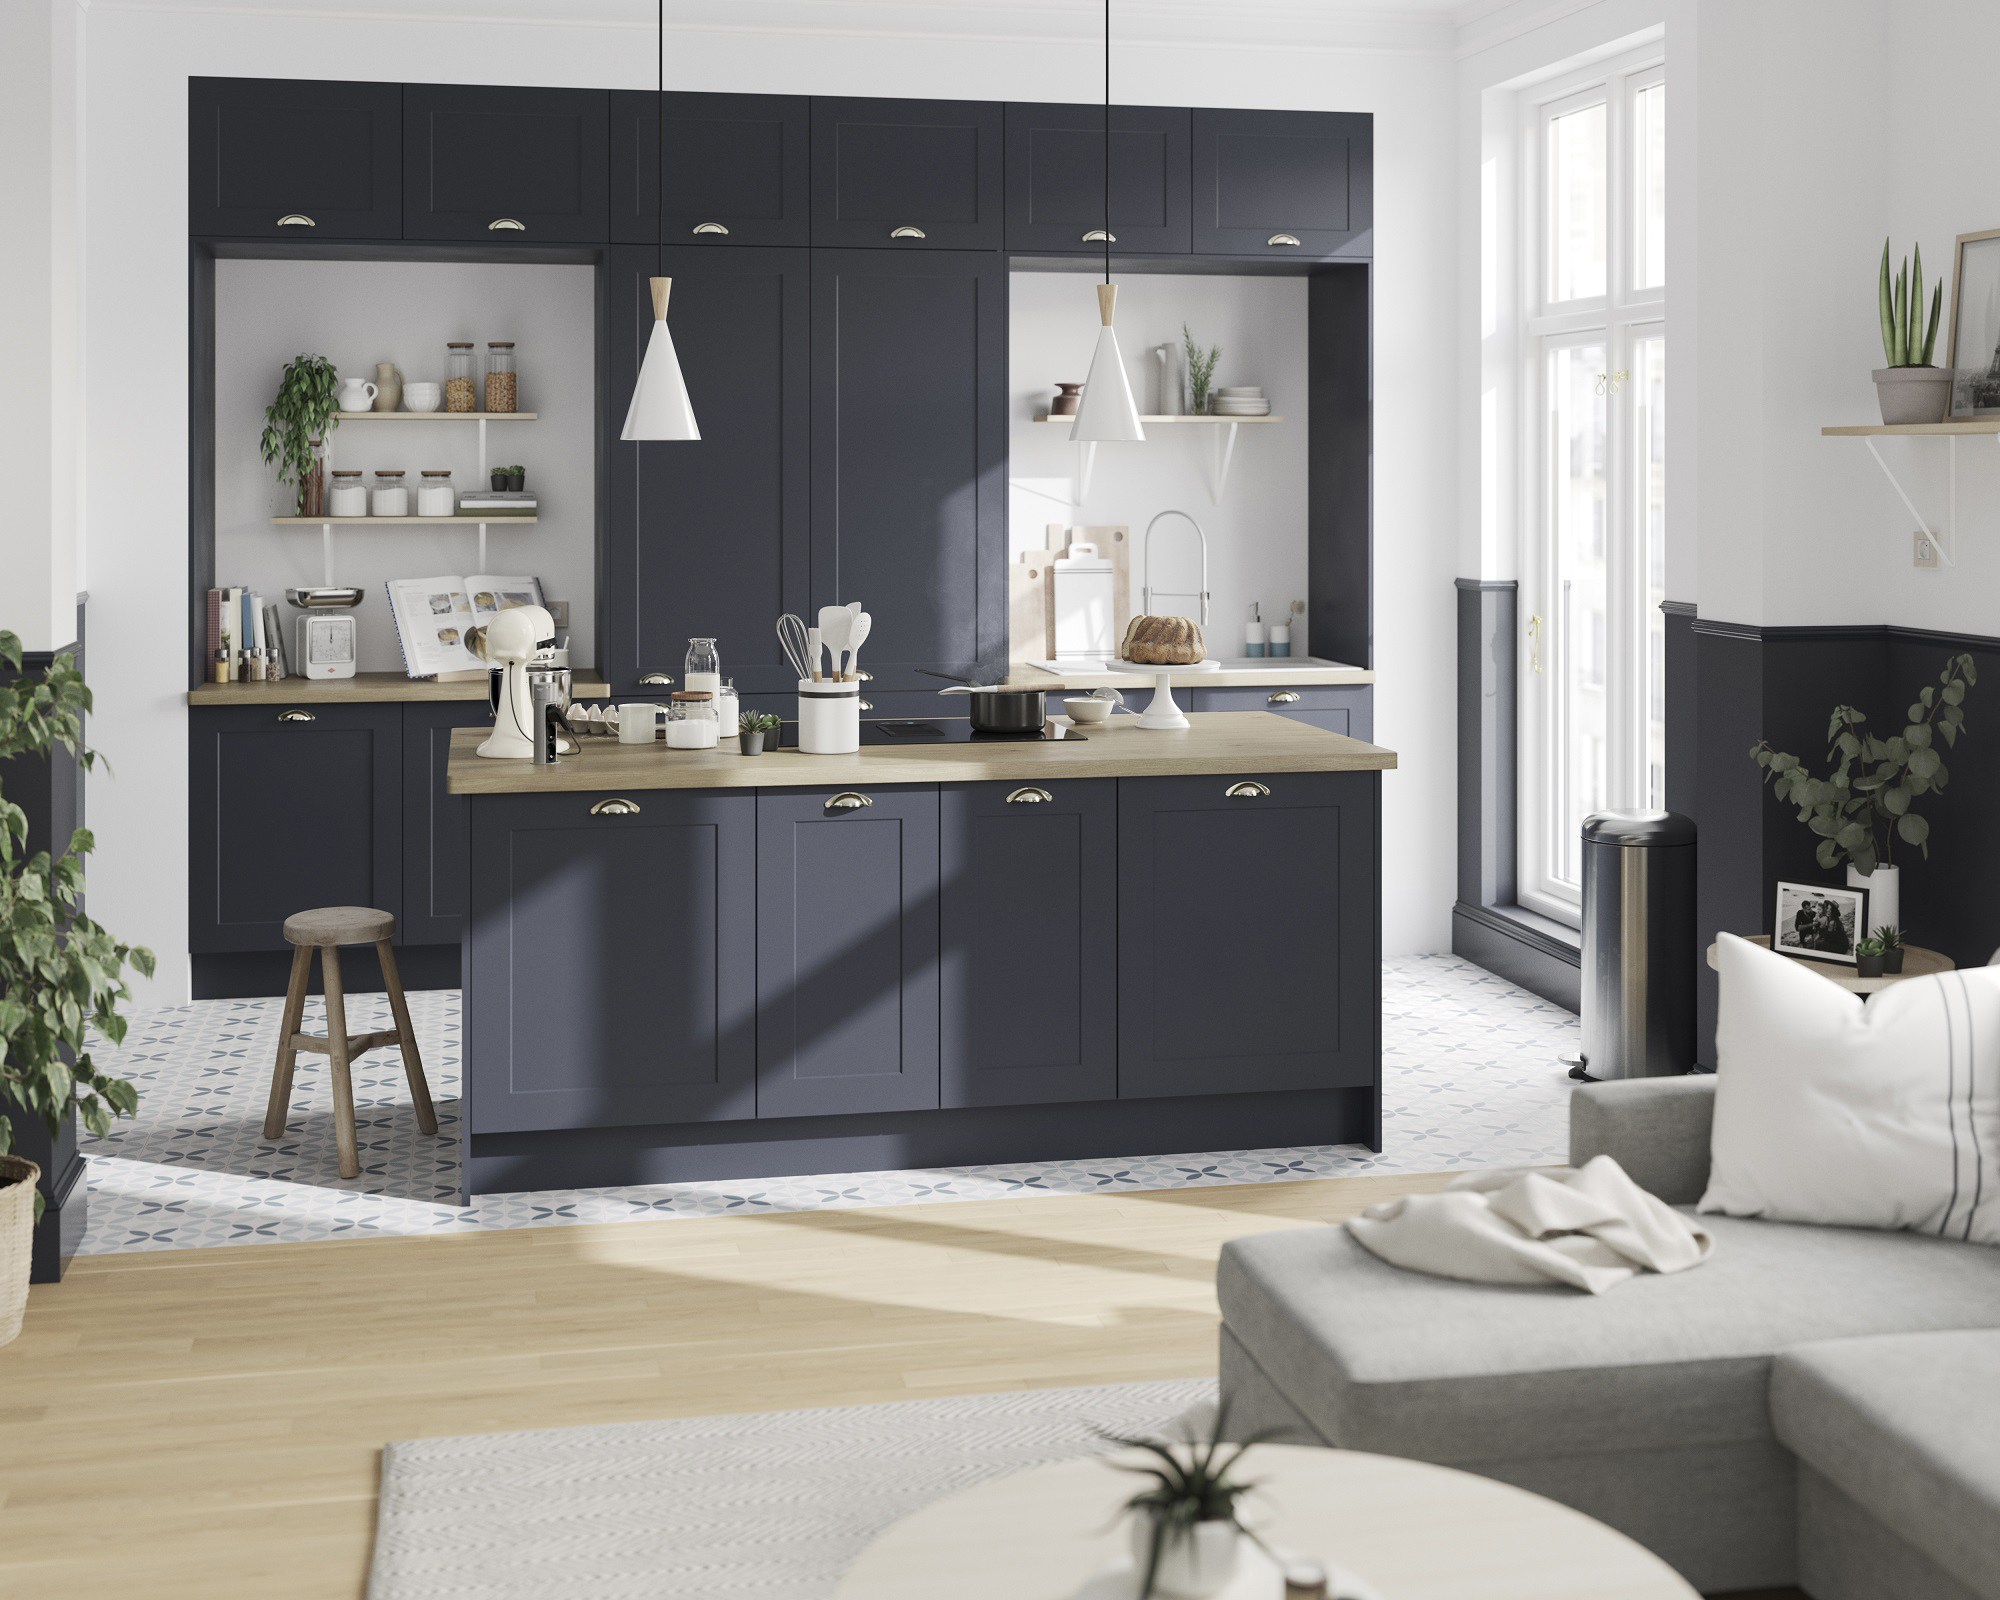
[1097,282,1118,326]
[650,277,673,321]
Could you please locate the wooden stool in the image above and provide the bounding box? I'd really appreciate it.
[263,907,438,1179]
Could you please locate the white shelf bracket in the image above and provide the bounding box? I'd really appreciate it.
[1207,422,1241,503]
[322,523,335,587]
[1863,435,1957,566]
[478,418,489,568]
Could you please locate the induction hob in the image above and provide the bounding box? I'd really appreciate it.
[856,719,1087,745]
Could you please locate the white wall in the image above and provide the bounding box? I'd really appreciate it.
[78,4,1458,996]
[213,259,597,673]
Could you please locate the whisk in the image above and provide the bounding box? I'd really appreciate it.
[775,614,814,682]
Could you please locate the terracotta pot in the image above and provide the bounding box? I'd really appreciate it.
[0,1155,40,1349]
[1873,366,1952,426]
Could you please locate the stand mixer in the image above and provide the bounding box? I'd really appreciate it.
[469,605,569,759]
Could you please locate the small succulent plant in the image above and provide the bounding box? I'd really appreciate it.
[1856,936,1886,959]
[1879,239,1942,368]
[741,711,781,735]
[1874,924,1903,950]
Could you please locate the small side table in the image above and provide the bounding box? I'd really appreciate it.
[1706,934,1953,996]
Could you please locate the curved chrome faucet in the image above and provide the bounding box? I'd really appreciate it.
[1142,509,1211,627]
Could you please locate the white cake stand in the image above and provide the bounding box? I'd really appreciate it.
[1110,658,1217,730]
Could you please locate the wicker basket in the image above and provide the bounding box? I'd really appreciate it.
[0,1155,40,1348]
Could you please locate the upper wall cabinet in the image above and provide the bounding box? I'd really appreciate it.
[1004,104,1190,256]
[812,97,1003,250]
[403,85,609,244]
[190,78,401,240]
[610,91,810,248]
[1191,109,1372,259]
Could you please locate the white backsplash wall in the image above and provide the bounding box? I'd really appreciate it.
[1008,272,1314,660]
[213,258,596,674]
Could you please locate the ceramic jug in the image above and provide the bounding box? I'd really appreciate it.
[336,376,378,413]
[373,363,403,413]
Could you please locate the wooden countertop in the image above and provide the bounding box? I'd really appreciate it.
[448,711,1397,794]
[188,669,610,706]
[1003,661,1375,690]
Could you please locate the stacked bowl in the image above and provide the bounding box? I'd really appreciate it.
[1213,386,1271,417]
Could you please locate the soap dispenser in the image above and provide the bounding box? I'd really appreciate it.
[1244,601,1267,658]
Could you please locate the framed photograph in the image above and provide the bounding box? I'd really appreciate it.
[1772,881,1869,966]
[1946,228,2000,416]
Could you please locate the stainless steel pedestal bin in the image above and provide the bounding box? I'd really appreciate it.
[1574,810,1696,1080]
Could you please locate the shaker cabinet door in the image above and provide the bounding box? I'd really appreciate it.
[812,97,1004,250]
[1117,770,1379,1098]
[465,789,757,1132]
[403,84,609,243]
[610,90,809,247]
[605,245,811,695]
[190,77,401,240]
[400,702,493,946]
[1191,109,1372,259]
[1004,103,1190,256]
[756,786,940,1118]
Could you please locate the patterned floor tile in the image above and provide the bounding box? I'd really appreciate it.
[77,956,1578,1254]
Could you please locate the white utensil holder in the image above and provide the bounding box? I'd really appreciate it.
[798,679,860,754]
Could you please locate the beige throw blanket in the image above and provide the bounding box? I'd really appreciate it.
[1345,1155,1714,1294]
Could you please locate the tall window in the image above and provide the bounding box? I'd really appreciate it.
[1519,52,1666,923]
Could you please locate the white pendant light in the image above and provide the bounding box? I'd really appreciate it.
[1070,0,1144,445]
[621,0,698,442]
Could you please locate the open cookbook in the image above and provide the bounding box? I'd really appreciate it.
[386,575,546,680]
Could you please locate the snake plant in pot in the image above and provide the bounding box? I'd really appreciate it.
[0,632,151,1344]
[1874,239,1950,425]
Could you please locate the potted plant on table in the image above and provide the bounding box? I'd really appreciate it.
[1873,239,1950,425]
[0,632,151,1346]
[1855,936,1888,979]
[1101,1415,1271,1599]
[1875,924,1906,974]
[1750,651,1978,938]
[259,354,342,516]
[739,711,781,755]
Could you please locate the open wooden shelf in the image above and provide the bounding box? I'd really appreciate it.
[1821,419,2000,435]
[332,411,538,421]
[1032,414,1282,425]
[269,515,539,526]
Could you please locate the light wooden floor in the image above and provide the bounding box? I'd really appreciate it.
[0,1170,1451,1600]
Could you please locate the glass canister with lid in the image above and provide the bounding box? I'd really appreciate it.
[665,691,719,749]
[416,469,455,517]
[327,469,368,516]
[371,470,409,516]
[445,343,477,412]
[684,637,721,694]
[485,342,517,413]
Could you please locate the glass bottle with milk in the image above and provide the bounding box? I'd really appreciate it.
[684,638,721,695]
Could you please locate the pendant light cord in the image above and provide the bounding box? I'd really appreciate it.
[1102,0,1111,286]
[656,0,665,279]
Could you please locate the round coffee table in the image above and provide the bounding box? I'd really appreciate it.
[836,1444,1699,1599]
[1706,933,1952,995]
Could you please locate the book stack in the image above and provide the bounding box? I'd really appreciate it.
[456,491,537,518]
[206,587,291,682]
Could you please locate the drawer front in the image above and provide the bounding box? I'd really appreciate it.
[1190,684,1372,741]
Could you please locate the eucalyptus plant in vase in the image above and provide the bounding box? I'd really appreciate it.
[1750,651,1978,937]
[260,354,342,516]
[0,632,151,1344]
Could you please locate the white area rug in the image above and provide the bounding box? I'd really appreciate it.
[80,956,1577,1254]
[368,1379,1215,1600]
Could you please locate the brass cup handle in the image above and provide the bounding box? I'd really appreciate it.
[276,214,316,228]
[639,673,674,687]
[854,670,873,681]
[1082,229,1116,243]
[488,217,526,231]
[858,699,874,711]
[1006,787,1053,805]
[825,792,873,813]
[1267,690,1301,705]
[1267,233,1302,247]
[890,226,927,239]
[1225,781,1271,799]
[692,222,730,235]
[276,709,317,723]
[590,798,642,816]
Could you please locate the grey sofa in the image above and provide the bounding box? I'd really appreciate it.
[1216,1076,2000,1596]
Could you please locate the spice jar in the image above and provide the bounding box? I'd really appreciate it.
[416,469,455,517]
[371,470,409,516]
[665,691,719,749]
[485,342,517,413]
[445,343,476,413]
[327,469,368,516]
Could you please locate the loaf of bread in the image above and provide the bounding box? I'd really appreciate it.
[1119,614,1206,665]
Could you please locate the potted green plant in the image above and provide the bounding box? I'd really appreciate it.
[259,354,342,516]
[739,710,780,755]
[491,465,527,493]
[1875,924,1906,974]
[0,632,151,1345]
[1751,651,1977,936]
[1874,240,1949,425]
[1181,324,1221,416]
[1101,1417,1270,1599]
[1855,936,1887,979]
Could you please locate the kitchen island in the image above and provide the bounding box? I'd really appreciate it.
[447,713,1396,1199]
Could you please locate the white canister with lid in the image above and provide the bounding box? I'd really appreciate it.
[665,691,719,749]
[415,469,455,517]
[327,470,367,516]
[797,679,860,754]
[371,471,409,516]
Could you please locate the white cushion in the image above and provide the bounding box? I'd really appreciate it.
[1700,932,2000,1243]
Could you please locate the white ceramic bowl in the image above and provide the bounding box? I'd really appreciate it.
[403,382,442,413]
[1063,696,1114,724]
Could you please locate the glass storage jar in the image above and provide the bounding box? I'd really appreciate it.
[416,469,455,517]
[484,342,517,413]
[326,469,368,516]
[715,678,739,740]
[445,343,477,412]
[684,637,721,694]
[370,470,409,516]
[665,691,719,749]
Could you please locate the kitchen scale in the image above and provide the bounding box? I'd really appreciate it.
[287,587,364,680]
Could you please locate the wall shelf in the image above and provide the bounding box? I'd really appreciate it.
[331,411,538,421]
[1029,414,1282,503]
[1821,419,2000,436]
[1031,414,1284,425]
[268,516,539,526]
[1820,421,2000,566]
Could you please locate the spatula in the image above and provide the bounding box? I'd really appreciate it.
[817,605,849,680]
[842,612,872,681]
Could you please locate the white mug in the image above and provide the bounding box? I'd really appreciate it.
[616,703,662,744]
[336,377,378,412]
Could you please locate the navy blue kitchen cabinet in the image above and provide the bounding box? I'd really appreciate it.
[812,97,1004,250]
[1189,684,1373,742]
[755,786,940,1118]
[610,91,810,247]
[939,779,1117,1108]
[190,78,401,240]
[1004,104,1191,256]
[605,244,811,696]
[1117,770,1379,1099]
[188,704,401,954]
[465,789,756,1132]
[810,249,1008,689]
[1191,110,1372,260]
[400,702,492,946]
[403,85,608,243]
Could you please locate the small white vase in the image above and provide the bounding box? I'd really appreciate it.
[1848,862,1901,940]
[1128,1516,1240,1598]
